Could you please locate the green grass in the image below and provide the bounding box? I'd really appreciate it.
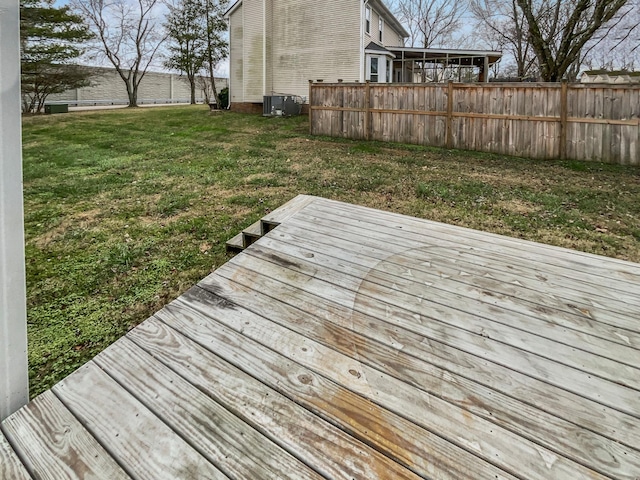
[22,105,640,396]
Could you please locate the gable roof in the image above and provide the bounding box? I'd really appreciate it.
[369,0,409,39]
[224,0,242,17]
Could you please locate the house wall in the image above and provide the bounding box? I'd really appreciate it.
[382,18,404,47]
[229,4,244,104]
[270,0,361,98]
[242,0,265,102]
[230,0,405,105]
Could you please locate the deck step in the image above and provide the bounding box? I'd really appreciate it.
[260,195,316,234]
[226,195,315,253]
[225,232,244,253]
[242,221,263,248]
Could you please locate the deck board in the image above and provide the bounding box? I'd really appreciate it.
[221,246,640,416]
[2,391,130,480]
[3,195,639,479]
[0,430,31,480]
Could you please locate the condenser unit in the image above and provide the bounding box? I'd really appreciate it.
[263,95,303,116]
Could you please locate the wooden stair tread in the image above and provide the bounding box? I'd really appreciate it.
[227,195,316,253]
[225,232,244,252]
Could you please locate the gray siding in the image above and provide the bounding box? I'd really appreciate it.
[48,68,228,105]
[230,4,244,103]
[271,0,361,98]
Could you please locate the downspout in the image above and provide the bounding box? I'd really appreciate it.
[227,12,232,108]
[263,0,266,96]
[360,0,369,82]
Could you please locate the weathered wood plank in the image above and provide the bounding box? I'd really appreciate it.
[304,200,640,301]
[127,317,424,480]
[310,197,640,277]
[220,250,640,417]
[2,391,129,480]
[0,429,31,480]
[160,288,611,480]
[94,337,324,480]
[209,261,640,450]
[309,83,638,164]
[259,194,316,232]
[271,221,640,343]
[237,239,640,387]
[256,228,640,357]
[53,363,227,480]
[285,212,640,328]
[184,281,640,479]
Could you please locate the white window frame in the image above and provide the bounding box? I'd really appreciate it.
[366,54,393,83]
[365,5,371,34]
[379,17,384,43]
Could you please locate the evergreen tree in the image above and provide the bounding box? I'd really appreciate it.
[164,0,228,106]
[164,0,207,104]
[20,0,93,113]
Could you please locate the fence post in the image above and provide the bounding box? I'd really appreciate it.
[364,80,371,141]
[0,0,29,420]
[446,81,454,149]
[560,81,568,160]
[308,80,313,135]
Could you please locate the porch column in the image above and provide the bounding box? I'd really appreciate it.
[0,0,30,420]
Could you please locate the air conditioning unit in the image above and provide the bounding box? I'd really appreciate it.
[263,95,303,116]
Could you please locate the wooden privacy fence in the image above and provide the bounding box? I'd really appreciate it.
[308,81,640,165]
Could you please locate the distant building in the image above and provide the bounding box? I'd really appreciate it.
[580,70,640,84]
[46,66,228,106]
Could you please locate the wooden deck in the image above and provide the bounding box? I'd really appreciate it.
[2,195,639,480]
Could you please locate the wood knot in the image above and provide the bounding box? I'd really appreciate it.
[298,374,313,385]
[349,369,361,378]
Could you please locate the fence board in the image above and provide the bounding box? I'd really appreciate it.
[310,82,640,165]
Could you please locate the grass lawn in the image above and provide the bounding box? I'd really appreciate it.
[22,105,640,396]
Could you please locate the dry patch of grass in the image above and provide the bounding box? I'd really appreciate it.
[22,106,640,396]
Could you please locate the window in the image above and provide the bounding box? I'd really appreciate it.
[379,17,383,42]
[370,57,378,82]
[365,5,371,34]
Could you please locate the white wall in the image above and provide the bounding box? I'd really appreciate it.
[0,0,30,420]
[47,68,228,105]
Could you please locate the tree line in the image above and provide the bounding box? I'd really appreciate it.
[20,0,639,113]
[394,0,639,81]
[20,0,228,113]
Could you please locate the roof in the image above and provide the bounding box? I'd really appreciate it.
[390,46,503,65]
[369,0,410,39]
[582,70,640,77]
[224,0,241,18]
[364,41,395,57]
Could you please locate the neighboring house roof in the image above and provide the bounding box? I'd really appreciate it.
[580,70,640,83]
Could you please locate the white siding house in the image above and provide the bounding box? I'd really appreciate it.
[226,0,408,111]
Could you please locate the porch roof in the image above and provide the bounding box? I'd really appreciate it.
[390,47,502,66]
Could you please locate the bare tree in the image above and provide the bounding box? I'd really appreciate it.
[581,0,640,71]
[202,0,228,106]
[516,0,631,81]
[472,0,537,79]
[395,0,468,48]
[72,0,166,107]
